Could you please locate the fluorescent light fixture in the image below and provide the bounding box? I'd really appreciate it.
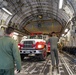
[65,28,68,33]
[62,34,64,37]
[2,8,12,15]
[13,32,19,35]
[59,0,63,9]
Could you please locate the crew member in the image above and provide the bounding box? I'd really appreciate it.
[47,32,59,72]
[0,27,21,75]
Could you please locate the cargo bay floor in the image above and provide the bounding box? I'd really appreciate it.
[15,53,76,75]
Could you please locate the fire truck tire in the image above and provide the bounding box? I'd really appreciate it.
[20,55,25,61]
[39,51,47,61]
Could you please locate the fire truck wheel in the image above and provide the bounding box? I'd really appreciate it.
[20,55,25,61]
[39,51,47,61]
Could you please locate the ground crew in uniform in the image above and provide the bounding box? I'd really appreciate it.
[47,32,59,72]
[0,27,21,75]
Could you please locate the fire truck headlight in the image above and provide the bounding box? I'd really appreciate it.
[38,45,42,48]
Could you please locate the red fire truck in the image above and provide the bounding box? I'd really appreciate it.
[18,34,50,60]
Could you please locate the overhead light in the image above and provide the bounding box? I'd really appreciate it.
[38,15,43,19]
[59,0,63,9]
[65,28,68,33]
[62,34,64,37]
[13,32,19,35]
[2,7,12,15]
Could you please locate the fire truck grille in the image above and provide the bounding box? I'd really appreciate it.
[23,41,34,49]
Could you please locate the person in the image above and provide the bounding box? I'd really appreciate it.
[47,32,59,72]
[0,27,21,75]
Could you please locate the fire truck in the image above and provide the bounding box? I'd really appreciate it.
[18,34,50,60]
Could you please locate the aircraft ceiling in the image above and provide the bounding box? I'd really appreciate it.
[0,0,76,35]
